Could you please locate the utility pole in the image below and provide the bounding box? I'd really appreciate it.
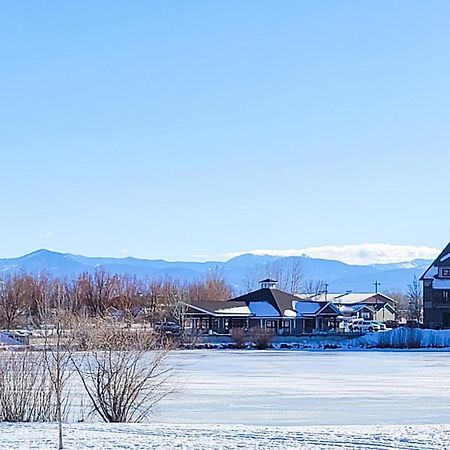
[374,280,381,294]
[374,280,381,319]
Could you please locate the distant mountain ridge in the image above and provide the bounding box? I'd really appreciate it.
[0,249,430,293]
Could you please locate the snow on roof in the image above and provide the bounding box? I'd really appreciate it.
[295,293,342,302]
[332,293,375,304]
[215,305,250,315]
[338,304,371,313]
[215,301,280,317]
[248,302,279,317]
[432,278,450,290]
[293,301,320,316]
[441,253,450,262]
[422,265,438,280]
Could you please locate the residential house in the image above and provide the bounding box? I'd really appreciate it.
[303,292,396,322]
[421,242,450,329]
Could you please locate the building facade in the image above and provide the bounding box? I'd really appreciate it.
[181,280,340,336]
[299,292,396,322]
[421,242,450,329]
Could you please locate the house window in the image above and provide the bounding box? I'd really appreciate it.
[281,320,291,328]
[443,291,450,301]
[442,268,450,277]
[265,320,276,328]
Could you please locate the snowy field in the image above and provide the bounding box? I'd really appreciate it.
[3,350,450,449]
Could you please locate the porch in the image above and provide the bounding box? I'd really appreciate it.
[183,314,339,336]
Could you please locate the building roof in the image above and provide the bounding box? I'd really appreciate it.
[302,292,395,306]
[229,288,302,316]
[182,300,249,317]
[259,278,278,283]
[338,304,373,314]
[421,242,450,280]
[181,287,339,318]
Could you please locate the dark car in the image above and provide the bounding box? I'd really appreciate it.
[155,321,181,334]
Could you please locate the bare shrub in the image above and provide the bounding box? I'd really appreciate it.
[250,327,274,350]
[72,322,173,422]
[179,329,204,349]
[0,351,63,422]
[231,328,247,349]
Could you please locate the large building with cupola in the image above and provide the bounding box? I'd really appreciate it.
[421,242,450,329]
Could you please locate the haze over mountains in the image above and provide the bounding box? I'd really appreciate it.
[0,249,430,293]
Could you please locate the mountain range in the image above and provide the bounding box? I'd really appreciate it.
[0,249,431,294]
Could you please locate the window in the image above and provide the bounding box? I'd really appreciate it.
[265,320,276,328]
[442,268,450,277]
[281,320,291,328]
[443,291,450,301]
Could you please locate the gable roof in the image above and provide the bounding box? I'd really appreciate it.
[421,242,450,280]
[333,292,395,306]
[304,292,395,307]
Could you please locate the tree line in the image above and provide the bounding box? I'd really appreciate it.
[0,269,233,330]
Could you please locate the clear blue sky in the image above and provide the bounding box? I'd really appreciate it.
[1,1,449,261]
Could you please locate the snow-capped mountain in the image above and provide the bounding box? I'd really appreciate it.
[0,249,431,293]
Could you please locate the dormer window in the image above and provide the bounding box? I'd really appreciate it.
[441,268,450,278]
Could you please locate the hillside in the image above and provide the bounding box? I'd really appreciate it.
[0,249,430,293]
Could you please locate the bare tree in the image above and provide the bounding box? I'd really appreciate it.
[42,281,76,450]
[406,275,423,323]
[187,267,233,301]
[72,322,173,423]
[244,258,304,293]
[28,273,54,325]
[0,274,30,329]
[385,290,407,322]
[302,279,327,296]
[75,269,117,317]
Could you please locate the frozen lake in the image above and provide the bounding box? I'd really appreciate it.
[4,350,450,449]
[158,350,450,426]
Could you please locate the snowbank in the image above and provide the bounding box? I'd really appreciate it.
[0,332,23,347]
[269,328,450,350]
[359,327,450,349]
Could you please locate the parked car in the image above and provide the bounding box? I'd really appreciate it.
[348,319,383,333]
[155,321,181,334]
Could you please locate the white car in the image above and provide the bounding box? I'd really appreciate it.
[348,319,384,333]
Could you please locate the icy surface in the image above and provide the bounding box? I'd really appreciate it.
[3,351,450,448]
[159,351,450,426]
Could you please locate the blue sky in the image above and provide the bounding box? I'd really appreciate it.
[0,1,449,263]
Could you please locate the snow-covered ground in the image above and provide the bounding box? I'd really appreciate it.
[2,422,450,449]
[3,351,450,449]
